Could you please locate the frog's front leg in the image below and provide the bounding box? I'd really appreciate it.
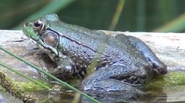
[81,64,149,95]
[49,57,75,80]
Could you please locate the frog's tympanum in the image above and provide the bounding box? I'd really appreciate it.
[22,13,167,97]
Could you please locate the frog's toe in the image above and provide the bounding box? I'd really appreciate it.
[152,61,167,75]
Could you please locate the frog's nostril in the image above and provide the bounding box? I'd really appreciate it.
[25,22,31,26]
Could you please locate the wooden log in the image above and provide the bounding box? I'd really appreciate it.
[0,30,184,79]
[0,30,184,102]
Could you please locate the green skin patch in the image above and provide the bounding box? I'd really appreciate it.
[22,26,39,40]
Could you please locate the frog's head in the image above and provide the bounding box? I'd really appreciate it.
[22,13,62,57]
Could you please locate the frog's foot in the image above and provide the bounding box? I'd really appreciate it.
[81,87,159,103]
[81,79,147,101]
[81,64,150,99]
[82,79,144,94]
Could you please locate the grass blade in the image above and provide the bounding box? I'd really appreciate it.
[0,62,49,90]
[0,46,100,103]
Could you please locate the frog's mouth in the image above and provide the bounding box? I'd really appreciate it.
[22,22,62,58]
[22,22,40,41]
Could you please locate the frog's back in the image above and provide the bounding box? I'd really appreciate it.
[55,25,149,70]
[42,14,151,72]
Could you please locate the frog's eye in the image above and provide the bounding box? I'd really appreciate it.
[43,31,58,47]
[33,20,45,33]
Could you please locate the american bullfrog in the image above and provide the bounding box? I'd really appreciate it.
[22,13,167,94]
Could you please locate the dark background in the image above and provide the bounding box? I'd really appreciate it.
[1,0,185,32]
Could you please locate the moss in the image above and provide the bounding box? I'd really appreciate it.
[146,71,185,90]
[14,81,50,92]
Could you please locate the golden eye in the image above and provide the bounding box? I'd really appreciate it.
[43,31,58,47]
[33,20,44,33]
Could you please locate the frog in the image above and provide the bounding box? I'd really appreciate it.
[22,13,167,95]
